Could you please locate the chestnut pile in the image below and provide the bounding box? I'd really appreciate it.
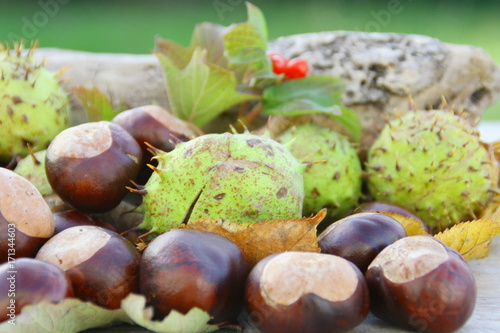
[244,212,476,333]
[0,105,477,333]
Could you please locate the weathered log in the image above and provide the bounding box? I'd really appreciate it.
[35,31,500,149]
[267,31,500,148]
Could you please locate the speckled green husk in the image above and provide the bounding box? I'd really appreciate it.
[13,149,53,196]
[366,110,498,233]
[276,124,362,218]
[139,132,305,233]
[0,47,70,162]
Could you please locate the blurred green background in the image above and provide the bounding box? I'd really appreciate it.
[1,0,499,120]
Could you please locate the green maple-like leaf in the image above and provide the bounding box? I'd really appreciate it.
[223,2,277,85]
[72,86,120,122]
[190,22,229,68]
[155,36,193,69]
[155,21,229,70]
[156,47,259,127]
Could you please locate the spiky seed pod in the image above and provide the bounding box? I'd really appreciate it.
[366,110,499,233]
[13,149,52,196]
[0,43,70,162]
[12,149,69,212]
[276,123,363,218]
[138,131,305,233]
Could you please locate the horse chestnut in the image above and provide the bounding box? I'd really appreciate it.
[36,225,140,309]
[139,229,250,324]
[366,235,476,333]
[45,121,142,213]
[111,105,197,184]
[0,258,73,321]
[245,251,369,333]
[318,212,406,272]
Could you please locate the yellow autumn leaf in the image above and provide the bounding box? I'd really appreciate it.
[181,209,326,266]
[381,212,429,236]
[434,219,500,261]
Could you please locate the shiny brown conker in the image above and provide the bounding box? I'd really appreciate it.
[245,251,370,333]
[45,121,142,213]
[366,235,476,333]
[139,229,250,324]
[36,225,140,309]
[0,258,73,321]
[318,212,407,273]
[111,105,198,184]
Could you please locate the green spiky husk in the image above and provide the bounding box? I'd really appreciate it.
[276,123,362,218]
[139,131,305,233]
[366,110,498,233]
[13,149,53,196]
[0,45,70,162]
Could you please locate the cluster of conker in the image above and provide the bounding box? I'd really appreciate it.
[0,165,140,313]
[0,163,250,323]
[0,105,205,316]
[243,210,476,333]
[0,104,477,333]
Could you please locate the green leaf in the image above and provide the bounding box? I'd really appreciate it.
[262,76,362,142]
[332,106,362,143]
[72,86,119,122]
[121,293,218,333]
[156,47,260,127]
[155,36,192,69]
[0,298,132,333]
[224,2,276,84]
[190,22,229,68]
[156,22,229,70]
[224,2,268,63]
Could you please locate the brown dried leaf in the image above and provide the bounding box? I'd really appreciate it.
[182,209,326,266]
[434,219,500,261]
[381,212,429,236]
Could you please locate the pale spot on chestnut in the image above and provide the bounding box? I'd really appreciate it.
[50,122,112,158]
[245,251,370,333]
[369,235,448,283]
[0,168,54,238]
[260,252,358,306]
[36,227,110,270]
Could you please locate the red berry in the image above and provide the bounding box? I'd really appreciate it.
[268,53,288,75]
[285,58,309,79]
